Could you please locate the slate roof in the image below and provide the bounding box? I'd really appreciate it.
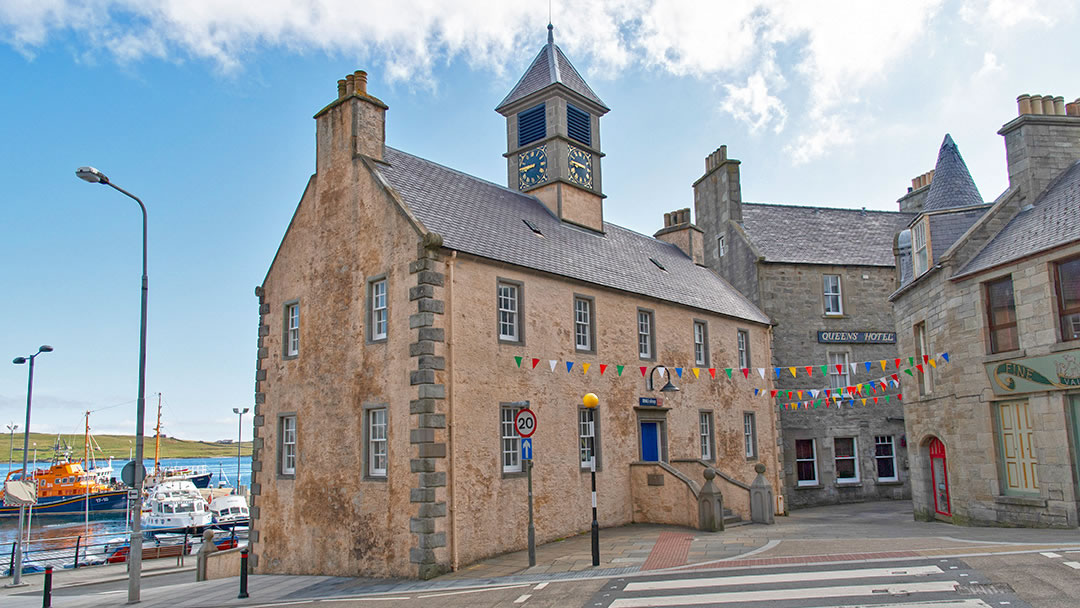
[374,147,769,325]
[923,134,984,212]
[495,27,608,112]
[958,160,1080,276]
[739,203,915,267]
[928,207,989,261]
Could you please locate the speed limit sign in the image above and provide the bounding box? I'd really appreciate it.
[515,408,537,438]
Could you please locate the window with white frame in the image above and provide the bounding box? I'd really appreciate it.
[638,310,653,359]
[501,405,522,473]
[280,415,297,475]
[744,412,757,458]
[717,235,726,258]
[823,274,843,315]
[796,439,817,486]
[285,302,300,357]
[737,329,750,368]
[915,322,933,395]
[497,283,520,342]
[367,408,387,477]
[371,279,388,341]
[913,220,929,276]
[693,321,708,366]
[834,437,859,483]
[699,412,713,460]
[574,297,593,351]
[579,408,596,468]
[828,352,849,389]
[875,435,897,481]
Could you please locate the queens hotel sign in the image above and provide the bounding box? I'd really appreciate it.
[817,331,897,344]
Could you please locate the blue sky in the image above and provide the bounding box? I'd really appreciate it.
[2,1,1077,442]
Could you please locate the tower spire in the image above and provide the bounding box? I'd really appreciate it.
[547,23,554,45]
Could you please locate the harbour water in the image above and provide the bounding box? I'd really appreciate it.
[0,456,251,568]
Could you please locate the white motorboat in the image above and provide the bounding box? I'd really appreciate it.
[209,495,249,528]
[142,480,211,533]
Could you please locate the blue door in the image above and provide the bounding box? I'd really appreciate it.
[641,422,660,461]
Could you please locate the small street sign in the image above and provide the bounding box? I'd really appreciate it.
[639,397,658,406]
[127,489,140,501]
[515,408,537,438]
[521,437,533,460]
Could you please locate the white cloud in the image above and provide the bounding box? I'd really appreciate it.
[974,51,1002,79]
[0,0,1063,163]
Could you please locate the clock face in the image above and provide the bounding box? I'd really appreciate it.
[567,145,593,189]
[518,146,548,189]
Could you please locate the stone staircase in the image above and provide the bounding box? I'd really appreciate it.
[722,507,746,527]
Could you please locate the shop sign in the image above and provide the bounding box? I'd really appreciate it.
[985,348,1080,396]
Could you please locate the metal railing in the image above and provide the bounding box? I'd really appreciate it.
[4,524,247,577]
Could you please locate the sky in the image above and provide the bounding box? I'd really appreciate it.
[1,1,1077,443]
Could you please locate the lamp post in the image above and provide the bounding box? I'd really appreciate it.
[76,166,148,604]
[232,408,248,493]
[582,392,599,567]
[8,345,53,587]
[5,423,17,469]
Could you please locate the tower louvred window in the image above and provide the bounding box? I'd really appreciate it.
[567,103,591,146]
[518,104,546,147]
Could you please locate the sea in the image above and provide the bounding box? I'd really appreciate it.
[1,456,251,569]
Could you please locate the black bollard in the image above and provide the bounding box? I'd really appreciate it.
[238,550,249,599]
[42,566,53,608]
[73,536,81,569]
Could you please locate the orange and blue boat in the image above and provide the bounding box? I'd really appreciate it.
[0,460,127,516]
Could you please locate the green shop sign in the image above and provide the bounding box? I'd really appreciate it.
[985,348,1080,395]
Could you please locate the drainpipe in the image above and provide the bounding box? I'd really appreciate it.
[446,250,459,570]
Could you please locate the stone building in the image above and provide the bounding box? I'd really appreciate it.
[249,29,781,579]
[693,146,914,509]
[891,94,1080,527]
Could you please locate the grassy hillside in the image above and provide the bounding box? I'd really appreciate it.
[3,432,251,460]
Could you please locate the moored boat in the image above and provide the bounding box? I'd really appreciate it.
[0,461,126,517]
[141,480,211,533]
[209,494,249,528]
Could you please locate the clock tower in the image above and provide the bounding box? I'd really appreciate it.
[496,25,609,232]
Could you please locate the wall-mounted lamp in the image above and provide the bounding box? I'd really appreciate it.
[649,365,679,393]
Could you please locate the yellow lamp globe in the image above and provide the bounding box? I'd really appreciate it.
[582,393,599,408]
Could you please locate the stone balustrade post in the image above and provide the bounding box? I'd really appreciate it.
[749,463,775,524]
[195,529,217,582]
[698,468,724,532]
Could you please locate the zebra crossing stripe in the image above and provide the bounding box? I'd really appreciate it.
[624,565,942,592]
[608,580,960,607]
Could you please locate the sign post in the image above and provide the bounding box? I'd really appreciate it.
[515,408,537,567]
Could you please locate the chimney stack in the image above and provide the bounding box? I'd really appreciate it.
[315,69,389,170]
[1002,91,1080,201]
[654,207,705,265]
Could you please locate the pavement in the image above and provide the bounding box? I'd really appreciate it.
[3,500,1080,607]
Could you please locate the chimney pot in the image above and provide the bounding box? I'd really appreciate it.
[928,169,935,182]
[719,145,727,161]
[1053,96,1066,116]
[1017,94,1032,115]
[1067,102,1080,117]
[345,74,356,96]
[355,70,368,95]
[1029,95,1044,115]
[337,79,347,99]
[664,212,672,227]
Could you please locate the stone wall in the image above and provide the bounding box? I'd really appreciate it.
[203,547,244,581]
[894,240,1080,528]
[629,463,699,528]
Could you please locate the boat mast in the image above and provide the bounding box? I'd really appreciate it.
[84,410,90,547]
[84,411,90,470]
[153,393,162,476]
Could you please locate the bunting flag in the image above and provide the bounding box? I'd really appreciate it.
[805,366,813,377]
[742,368,750,379]
[941,352,950,362]
[640,366,647,377]
[820,365,828,376]
[864,361,872,372]
[880,360,887,370]
[709,368,716,379]
[891,373,899,382]
[898,394,903,400]
[774,368,781,379]
[515,356,523,368]
[617,365,625,376]
[895,358,901,369]
[916,364,924,374]
[566,361,574,373]
[873,397,878,404]
[789,367,797,378]
[658,366,666,377]
[549,360,557,372]
[908,356,915,367]
[726,368,733,379]
[850,362,858,376]
[928,358,937,368]
[904,368,913,376]
[582,363,590,374]
[675,367,683,378]
[758,368,766,380]
[532,358,540,369]
[692,368,700,379]
[770,389,778,398]
[835,364,843,374]
[797,391,803,399]
[923,354,930,364]
[861,398,867,406]
[754,388,760,396]
[599,364,608,375]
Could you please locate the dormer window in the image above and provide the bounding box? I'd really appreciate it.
[567,103,591,146]
[517,104,546,147]
[913,219,929,276]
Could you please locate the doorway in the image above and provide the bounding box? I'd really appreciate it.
[640,422,661,462]
[929,437,951,517]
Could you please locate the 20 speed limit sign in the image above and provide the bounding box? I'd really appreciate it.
[515,408,537,438]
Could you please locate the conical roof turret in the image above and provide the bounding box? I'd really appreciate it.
[923,134,984,211]
[495,25,608,113]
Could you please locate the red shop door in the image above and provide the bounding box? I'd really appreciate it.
[929,437,951,516]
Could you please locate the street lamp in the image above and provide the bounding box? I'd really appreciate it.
[232,408,249,493]
[7,345,52,587]
[77,166,149,604]
[5,423,18,469]
[582,392,600,567]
